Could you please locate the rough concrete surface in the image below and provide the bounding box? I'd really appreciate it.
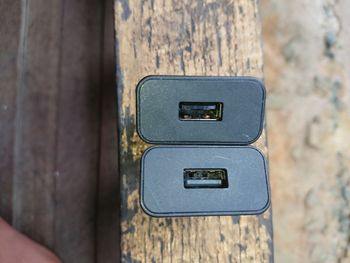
[261,0,350,262]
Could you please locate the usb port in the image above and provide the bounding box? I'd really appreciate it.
[179,102,223,121]
[183,169,228,189]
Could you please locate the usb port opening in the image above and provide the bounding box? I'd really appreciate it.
[183,169,228,189]
[179,102,223,121]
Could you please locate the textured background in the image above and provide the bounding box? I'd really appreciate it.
[261,0,350,262]
[2,0,350,262]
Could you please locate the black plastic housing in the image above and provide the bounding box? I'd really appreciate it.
[136,76,265,145]
[140,146,270,217]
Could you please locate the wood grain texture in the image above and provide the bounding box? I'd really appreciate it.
[0,0,21,223]
[11,0,103,260]
[96,0,121,261]
[114,0,273,262]
[0,0,119,262]
[53,0,103,261]
[12,0,65,247]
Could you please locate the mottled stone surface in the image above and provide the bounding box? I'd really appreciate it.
[261,0,350,262]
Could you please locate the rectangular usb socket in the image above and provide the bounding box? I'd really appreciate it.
[184,169,228,189]
[179,102,223,121]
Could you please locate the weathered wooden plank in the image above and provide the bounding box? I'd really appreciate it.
[96,0,121,261]
[115,0,273,262]
[0,0,21,223]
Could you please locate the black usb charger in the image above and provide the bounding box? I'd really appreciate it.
[136,76,270,217]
